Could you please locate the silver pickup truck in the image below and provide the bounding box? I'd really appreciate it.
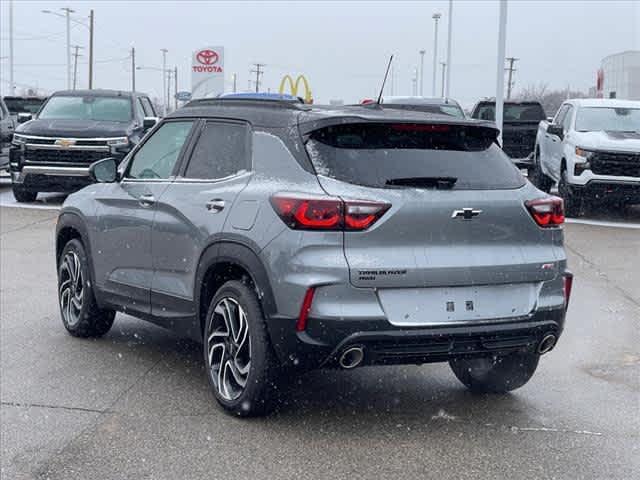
[529,98,640,215]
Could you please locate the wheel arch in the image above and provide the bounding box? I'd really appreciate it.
[195,240,277,342]
[56,212,99,295]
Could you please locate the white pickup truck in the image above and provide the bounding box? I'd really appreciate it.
[530,98,640,215]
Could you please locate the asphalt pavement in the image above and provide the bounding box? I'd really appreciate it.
[1,181,639,480]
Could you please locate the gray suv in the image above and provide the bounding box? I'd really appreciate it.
[56,98,572,416]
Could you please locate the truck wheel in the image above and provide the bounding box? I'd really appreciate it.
[12,186,37,203]
[449,352,539,393]
[204,280,280,417]
[528,148,553,193]
[558,169,583,217]
[58,239,115,337]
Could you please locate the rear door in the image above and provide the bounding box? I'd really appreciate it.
[149,120,252,319]
[305,122,559,325]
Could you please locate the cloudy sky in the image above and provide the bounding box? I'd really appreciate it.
[1,0,638,107]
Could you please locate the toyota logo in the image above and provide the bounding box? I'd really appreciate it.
[196,49,219,65]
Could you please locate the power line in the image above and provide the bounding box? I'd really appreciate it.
[505,57,518,99]
[250,63,265,93]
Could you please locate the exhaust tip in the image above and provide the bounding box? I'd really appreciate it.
[339,346,365,369]
[537,334,557,354]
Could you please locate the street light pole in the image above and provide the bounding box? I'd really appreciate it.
[440,62,446,97]
[161,48,168,116]
[419,50,426,96]
[61,7,75,90]
[88,9,94,89]
[432,13,441,97]
[495,0,508,144]
[9,0,14,94]
[174,66,178,110]
[71,45,83,90]
[131,47,136,92]
[445,0,453,97]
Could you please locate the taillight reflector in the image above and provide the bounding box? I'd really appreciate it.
[296,287,316,332]
[563,273,574,310]
[525,197,564,227]
[270,195,390,231]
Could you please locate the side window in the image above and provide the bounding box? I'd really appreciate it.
[141,97,156,117]
[184,122,250,180]
[127,121,193,179]
[553,105,569,125]
[135,98,146,122]
[562,106,574,131]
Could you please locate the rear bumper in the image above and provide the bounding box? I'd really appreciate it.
[572,180,640,203]
[267,307,566,370]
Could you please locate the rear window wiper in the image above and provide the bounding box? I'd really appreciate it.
[385,176,457,189]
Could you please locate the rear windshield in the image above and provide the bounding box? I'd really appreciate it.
[305,123,525,190]
[4,98,45,115]
[38,96,132,122]
[383,103,466,118]
[474,103,545,122]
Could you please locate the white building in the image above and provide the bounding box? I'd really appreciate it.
[598,50,640,100]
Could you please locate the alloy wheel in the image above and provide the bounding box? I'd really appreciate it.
[59,251,84,327]
[206,297,251,401]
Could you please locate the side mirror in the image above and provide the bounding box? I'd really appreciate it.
[143,116,159,131]
[89,157,118,183]
[17,113,32,124]
[547,124,564,138]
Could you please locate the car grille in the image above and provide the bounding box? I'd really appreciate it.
[591,151,640,177]
[24,148,107,164]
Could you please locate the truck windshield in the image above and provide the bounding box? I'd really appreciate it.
[575,107,640,132]
[38,96,132,122]
[475,103,545,121]
[305,123,524,190]
[3,98,45,115]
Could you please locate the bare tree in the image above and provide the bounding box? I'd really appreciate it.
[517,83,589,117]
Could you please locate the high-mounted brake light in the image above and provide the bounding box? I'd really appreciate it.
[391,123,451,132]
[525,197,564,227]
[270,195,390,231]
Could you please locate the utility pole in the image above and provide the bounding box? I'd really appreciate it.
[9,0,15,94]
[71,45,83,90]
[61,7,74,89]
[131,47,136,92]
[232,73,237,93]
[445,0,453,97]
[495,0,508,144]
[440,62,447,97]
[174,66,178,110]
[88,9,94,89]
[166,70,171,114]
[505,56,518,99]
[432,13,441,97]
[161,48,168,116]
[250,63,265,93]
[419,50,426,96]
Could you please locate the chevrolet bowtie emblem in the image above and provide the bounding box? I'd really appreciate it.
[55,138,76,148]
[451,208,482,220]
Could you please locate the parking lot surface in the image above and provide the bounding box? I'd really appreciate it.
[1,185,639,480]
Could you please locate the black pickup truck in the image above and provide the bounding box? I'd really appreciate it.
[10,89,158,202]
[470,100,546,169]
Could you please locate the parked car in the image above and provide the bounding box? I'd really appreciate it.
[470,100,547,169]
[530,98,640,215]
[0,97,14,171]
[56,97,571,416]
[3,95,47,122]
[380,96,466,118]
[10,89,158,202]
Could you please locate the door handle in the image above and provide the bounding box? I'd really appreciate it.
[206,199,225,212]
[139,193,155,207]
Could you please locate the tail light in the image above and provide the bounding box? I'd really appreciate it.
[270,195,390,231]
[525,197,564,227]
[296,287,316,332]
[563,272,574,310]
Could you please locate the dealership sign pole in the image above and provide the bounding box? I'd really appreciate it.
[191,47,225,98]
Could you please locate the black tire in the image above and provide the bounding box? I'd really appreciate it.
[449,352,540,393]
[528,147,553,193]
[558,168,583,217]
[203,280,280,417]
[57,239,115,338]
[12,186,37,203]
